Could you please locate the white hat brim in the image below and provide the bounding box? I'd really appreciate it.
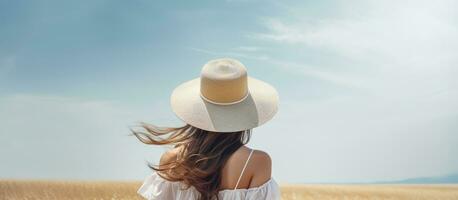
[170,77,279,132]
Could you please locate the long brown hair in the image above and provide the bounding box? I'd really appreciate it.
[132,123,251,200]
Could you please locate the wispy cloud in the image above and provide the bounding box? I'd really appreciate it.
[252,1,458,97]
[267,58,366,90]
[232,46,262,52]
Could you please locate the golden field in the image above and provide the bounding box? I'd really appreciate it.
[1,180,457,200]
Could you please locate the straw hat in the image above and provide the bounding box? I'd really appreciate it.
[170,58,279,132]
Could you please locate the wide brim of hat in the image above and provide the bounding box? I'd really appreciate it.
[170,77,279,132]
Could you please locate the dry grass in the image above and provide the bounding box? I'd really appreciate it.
[281,184,458,200]
[1,180,457,200]
[0,180,142,200]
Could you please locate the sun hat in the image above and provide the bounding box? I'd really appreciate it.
[170,58,279,132]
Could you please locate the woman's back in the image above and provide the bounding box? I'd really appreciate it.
[160,145,272,190]
[138,145,280,200]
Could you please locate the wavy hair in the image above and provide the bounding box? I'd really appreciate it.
[132,123,251,200]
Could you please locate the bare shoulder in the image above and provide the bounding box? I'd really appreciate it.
[248,149,272,187]
[251,149,272,167]
[220,146,273,189]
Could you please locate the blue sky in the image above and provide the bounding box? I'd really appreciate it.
[1,0,457,183]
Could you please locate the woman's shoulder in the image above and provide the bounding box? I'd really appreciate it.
[230,145,271,159]
[250,148,272,166]
[232,146,271,168]
[245,147,272,187]
[220,146,272,189]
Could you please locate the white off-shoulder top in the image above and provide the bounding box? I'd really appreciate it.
[137,172,280,200]
[138,149,281,200]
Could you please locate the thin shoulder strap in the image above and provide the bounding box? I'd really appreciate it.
[234,149,254,190]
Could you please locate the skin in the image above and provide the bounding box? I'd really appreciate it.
[159,145,272,190]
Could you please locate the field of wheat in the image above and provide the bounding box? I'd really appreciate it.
[1,180,457,200]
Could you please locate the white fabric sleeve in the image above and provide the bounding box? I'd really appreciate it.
[138,172,201,200]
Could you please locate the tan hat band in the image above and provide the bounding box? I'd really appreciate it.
[200,90,249,105]
[200,75,249,105]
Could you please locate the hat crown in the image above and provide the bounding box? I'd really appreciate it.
[200,58,249,105]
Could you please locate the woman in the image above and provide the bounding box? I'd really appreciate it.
[133,58,280,200]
